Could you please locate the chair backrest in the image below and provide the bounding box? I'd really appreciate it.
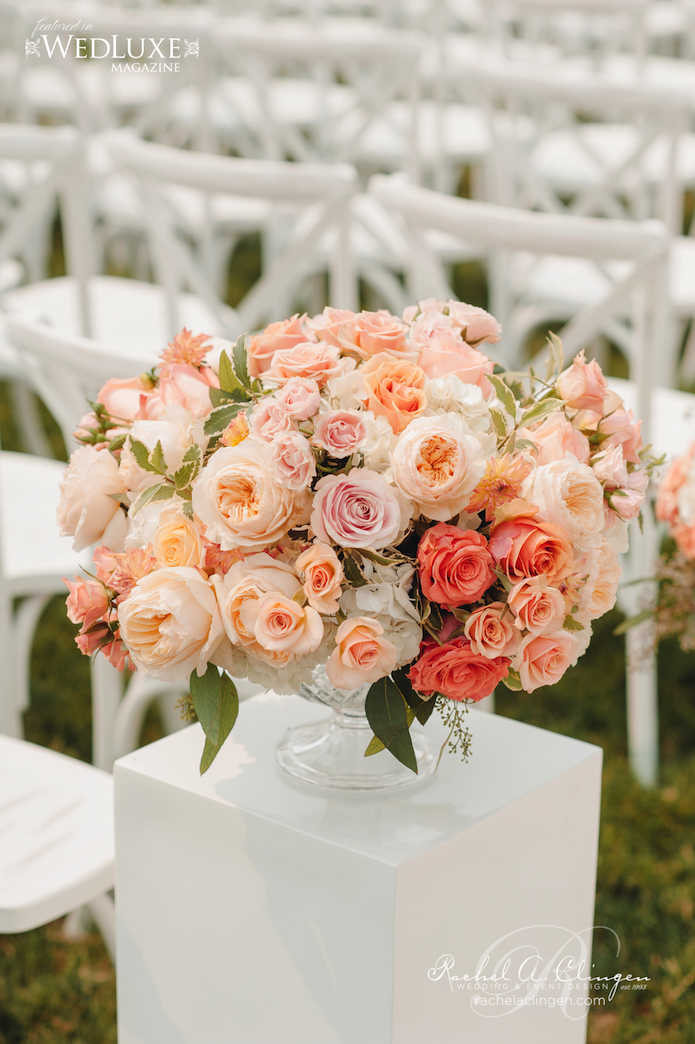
[5,315,154,452]
[104,129,359,335]
[0,123,93,334]
[456,54,691,235]
[213,18,424,173]
[369,172,670,440]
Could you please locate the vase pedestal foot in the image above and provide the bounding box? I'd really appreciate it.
[115,693,602,1044]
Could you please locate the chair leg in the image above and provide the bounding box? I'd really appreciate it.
[626,621,659,788]
[9,381,54,458]
[91,657,124,771]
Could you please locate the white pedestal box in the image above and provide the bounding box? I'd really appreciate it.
[114,693,603,1044]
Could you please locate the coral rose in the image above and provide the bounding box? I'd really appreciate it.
[390,414,494,521]
[118,566,226,682]
[408,637,509,701]
[192,440,308,550]
[250,593,323,655]
[58,445,128,552]
[247,314,308,377]
[507,576,566,634]
[464,603,520,659]
[64,576,109,630]
[153,506,204,569]
[362,353,428,434]
[313,409,368,457]
[556,350,609,413]
[326,616,397,689]
[296,542,344,614]
[311,469,403,549]
[489,517,573,584]
[514,630,580,693]
[418,523,496,608]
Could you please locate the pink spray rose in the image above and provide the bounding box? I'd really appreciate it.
[312,409,368,457]
[64,576,109,630]
[159,363,218,417]
[268,431,316,490]
[275,377,321,420]
[247,314,309,377]
[599,409,642,465]
[249,397,296,442]
[97,375,153,422]
[523,412,590,465]
[250,593,323,655]
[556,350,609,413]
[269,341,346,387]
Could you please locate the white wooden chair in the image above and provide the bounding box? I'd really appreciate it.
[369,172,670,786]
[0,734,115,958]
[455,53,695,381]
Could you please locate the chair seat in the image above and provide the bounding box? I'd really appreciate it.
[351,100,490,169]
[1,274,223,357]
[0,734,114,933]
[1,451,85,595]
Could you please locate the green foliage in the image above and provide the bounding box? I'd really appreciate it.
[189,665,239,774]
[364,675,418,772]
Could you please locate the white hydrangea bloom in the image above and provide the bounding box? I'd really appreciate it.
[361,410,398,473]
[325,368,368,411]
[424,376,494,438]
[339,562,422,669]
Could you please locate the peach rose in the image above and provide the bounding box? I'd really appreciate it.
[192,440,308,550]
[390,414,493,521]
[268,341,346,387]
[489,517,573,584]
[307,307,357,349]
[417,332,494,392]
[118,566,226,682]
[247,314,309,378]
[656,448,693,525]
[585,538,622,619]
[352,310,408,359]
[97,375,152,422]
[312,409,368,457]
[153,506,204,569]
[275,377,321,420]
[418,523,496,608]
[408,637,509,701]
[362,353,427,434]
[514,630,580,693]
[250,593,323,655]
[58,446,128,552]
[464,603,520,659]
[64,576,109,629]
[326,616,397,689]
[159,363,218,417]
[213,554,300,657]
[522,459,604,550]
[556,350,609,413]
[296,542,344,614]
[599,408,642,465]
[522,412,590,466]
[446,302,502,346]
[507,576,566,634]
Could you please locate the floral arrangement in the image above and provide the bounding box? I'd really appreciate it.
[646,444,695,649]
[59,303,653,773]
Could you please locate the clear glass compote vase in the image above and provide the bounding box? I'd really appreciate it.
[276,663,438,790]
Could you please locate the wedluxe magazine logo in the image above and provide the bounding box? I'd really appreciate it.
[25,17,199,72]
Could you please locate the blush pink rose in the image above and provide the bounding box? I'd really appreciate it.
[269,341,346,387]
[249,397,296,442]
[607,468,649,522]
[514,630,580,693]
[247,314,309,377]
[408,637,509,701]
[275,377,321,420]
[308,307,357,349]
[489,517,574,585]
[353,310,408,358]
[418,523,496,608]
[97,376,153,421]
[311,470,402,549]
[326,616,397,689]
[268,431,316,490]
[64,576,109,630]
[447,302,502,346]
[599,408,642,465]
[656,447,693,525]
[313,409,368,457]
[159,363,218,417]
[523,412,590,465]
[296,542,344,614]
[556,350,609,413]
[250,593,323,655]
[507,576,566,635]
[417,330,494,392]
[464,602,520,659]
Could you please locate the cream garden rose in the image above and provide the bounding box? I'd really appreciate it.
[118,566,226,682]
[192,440,309,550]
[58,445,128,552]
[522,457,605,550]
